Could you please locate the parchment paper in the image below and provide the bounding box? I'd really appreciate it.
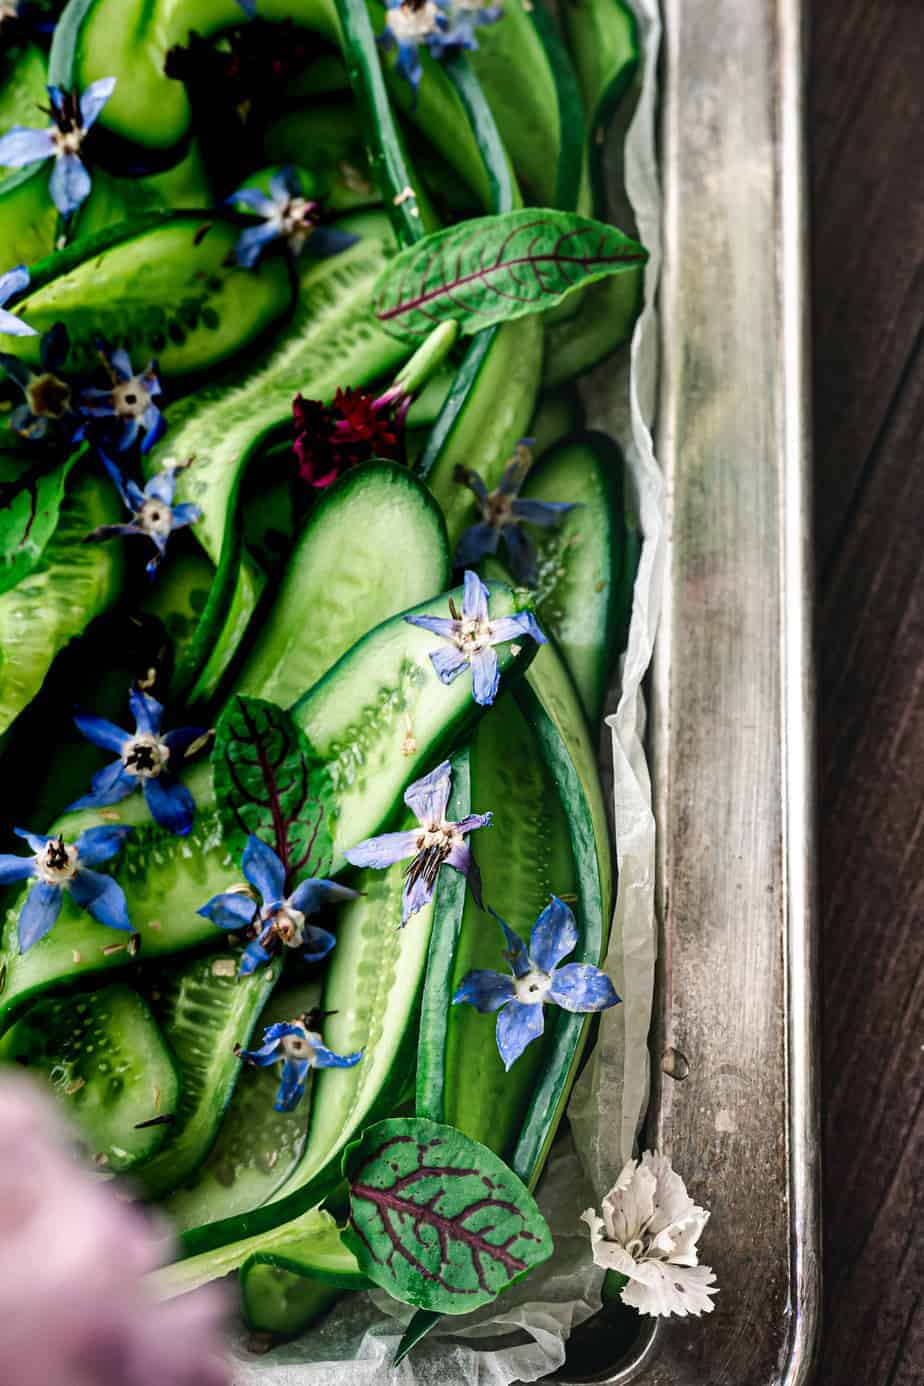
[232,1,664,1376]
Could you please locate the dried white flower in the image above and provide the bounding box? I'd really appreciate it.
[581,1151,718,1318]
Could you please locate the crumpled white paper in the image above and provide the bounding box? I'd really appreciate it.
[232,0,664,1378]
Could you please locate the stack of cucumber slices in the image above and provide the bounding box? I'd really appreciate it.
[0,0,645,1357]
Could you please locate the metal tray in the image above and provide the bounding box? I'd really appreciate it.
[557,0,820,1380]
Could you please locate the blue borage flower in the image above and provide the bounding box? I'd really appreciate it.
[228,167,359,269]
[87,456,201,579]
[0,322,78,440]
[405,569,545,707]
[199,834,359,977]
[343,758,491,924]
[79,340,165,453]
[446,0,504,46]
[378,0,450,101]
[237,1008,362,1112]
[0,265,36,338]
[67,687,207,837]
[453,896,621,1069]
[0,77,116,217]
[0,825,133,954]
[454,440,578,587]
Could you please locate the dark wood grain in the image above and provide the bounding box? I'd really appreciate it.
[810,2,924,1383]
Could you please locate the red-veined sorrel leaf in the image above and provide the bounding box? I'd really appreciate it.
[342,1117,553,1313]
[212,694,335,888]
[372,209,648,342]
[0,452,80,597]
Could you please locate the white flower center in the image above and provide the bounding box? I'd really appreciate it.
[136,499,173,538]
[417,820,461,855]
[266,905,306,949]
[111,378,151,420]
[388,0,440,43]
[51,128,84,158]
[25,372,71,419]
[279,1025,320,1060]
[513,968,552,1005]
[0,4,20,23]
[122,733,170,779]
[453,615,493,656]
[35,839,78,885]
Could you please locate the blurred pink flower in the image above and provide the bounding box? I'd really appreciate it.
[0,1072,231,1386]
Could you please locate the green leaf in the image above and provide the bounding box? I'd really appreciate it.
[212,694,336,887]
[0,452,81,597]
[372,208,648,342]
[342,1117,553,1313]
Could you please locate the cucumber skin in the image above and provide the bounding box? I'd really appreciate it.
[240,1262,343,1338]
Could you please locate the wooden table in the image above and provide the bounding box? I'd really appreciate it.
[810,2,924,1381]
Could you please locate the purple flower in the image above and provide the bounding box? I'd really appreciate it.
[454,441,578,586]
[0,265,36,338]
[0,1073,231,1386]
[0,825,133,953]
[79,339,165,453]
[67,687,207,837]
[453,896,620,1069]
[378,0,451,102]
[198,834,358,977]
[238,1008,362,1112]
[405,569,545,707]
[0,78,116,217]
[0,322,77,440]
[343,758,491,924]
[86,457,200,578]
[228,167,357,269]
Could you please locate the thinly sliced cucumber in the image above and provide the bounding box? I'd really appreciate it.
[4,214,293,380]
[237,462,449,707]
[135,952,279,1199]
[526,1,588,212]
[523,431,627,724]
[543,270,643,388]
[241,1263,342,1338]
[418,703,576,1158]
[0,582,533,1025]
[162,978,322,1232]
[0,472,124,738]
[564,0,639,214]
[140,545,218,679]
[262,103,378,214]
[0,43,47,133]
[529,388,586,457]
[0,984,179,1173]
[76,141,213,240]
[0,167,57,267]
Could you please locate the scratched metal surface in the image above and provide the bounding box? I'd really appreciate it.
[556,0,821,1381]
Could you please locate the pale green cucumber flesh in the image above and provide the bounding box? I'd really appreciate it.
[139,544,218,678]
[0,44,47,133]
[524,431,624,724]
[440,703,576,1158]
[543,269,643,388]
[241,1262,343,1337]
[237,462,449,707]
[76,140,214,240]
[0,167,58,268]
[136,951,279,1198]
[0,472,124,738]
[7,218,293,379]
[529,387,586,457]
[162,977,322,1233]
[0,983,179,1172]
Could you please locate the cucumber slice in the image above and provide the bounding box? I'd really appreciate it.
[529,388,586,457]
[418,700,576,1158]
[0,581,534,1026]
[140,545,217,678]
[241,1262,342,1338]
[524,430,627,724]
[162,978,322,1232]
[0,43,47,134]
[543,269,643,388]
[3,214,293,380]
[0,472,124,738]
[0,984,179,1173]
[0,166,57,267]
[237,462,449,707]
[262,103,378,214]
[76,141,213,240]
[135,952,279,1199]
[564,0,639,214]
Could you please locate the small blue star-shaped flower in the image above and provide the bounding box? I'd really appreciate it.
[0,825,133,954]
[0,78,116,217]
[237,1009,362,1112]
[0,322,78,441]
[454,441,578,587]
[453,896,621,1070]
[227,167,358,269]
[404,569,546,707]
[198,835,359,977]
[0,265,36,339]
[378,0,451,102]
[86,456,201,579]
[67,687,207,837]
[79,339,165,454]
[343,758,491,924]
[444,0,504,47]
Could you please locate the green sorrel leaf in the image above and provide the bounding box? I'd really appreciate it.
[342,1117,553,1313]
[0,452,81,597]
[373,208,648,341]
[212,694,335,887]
